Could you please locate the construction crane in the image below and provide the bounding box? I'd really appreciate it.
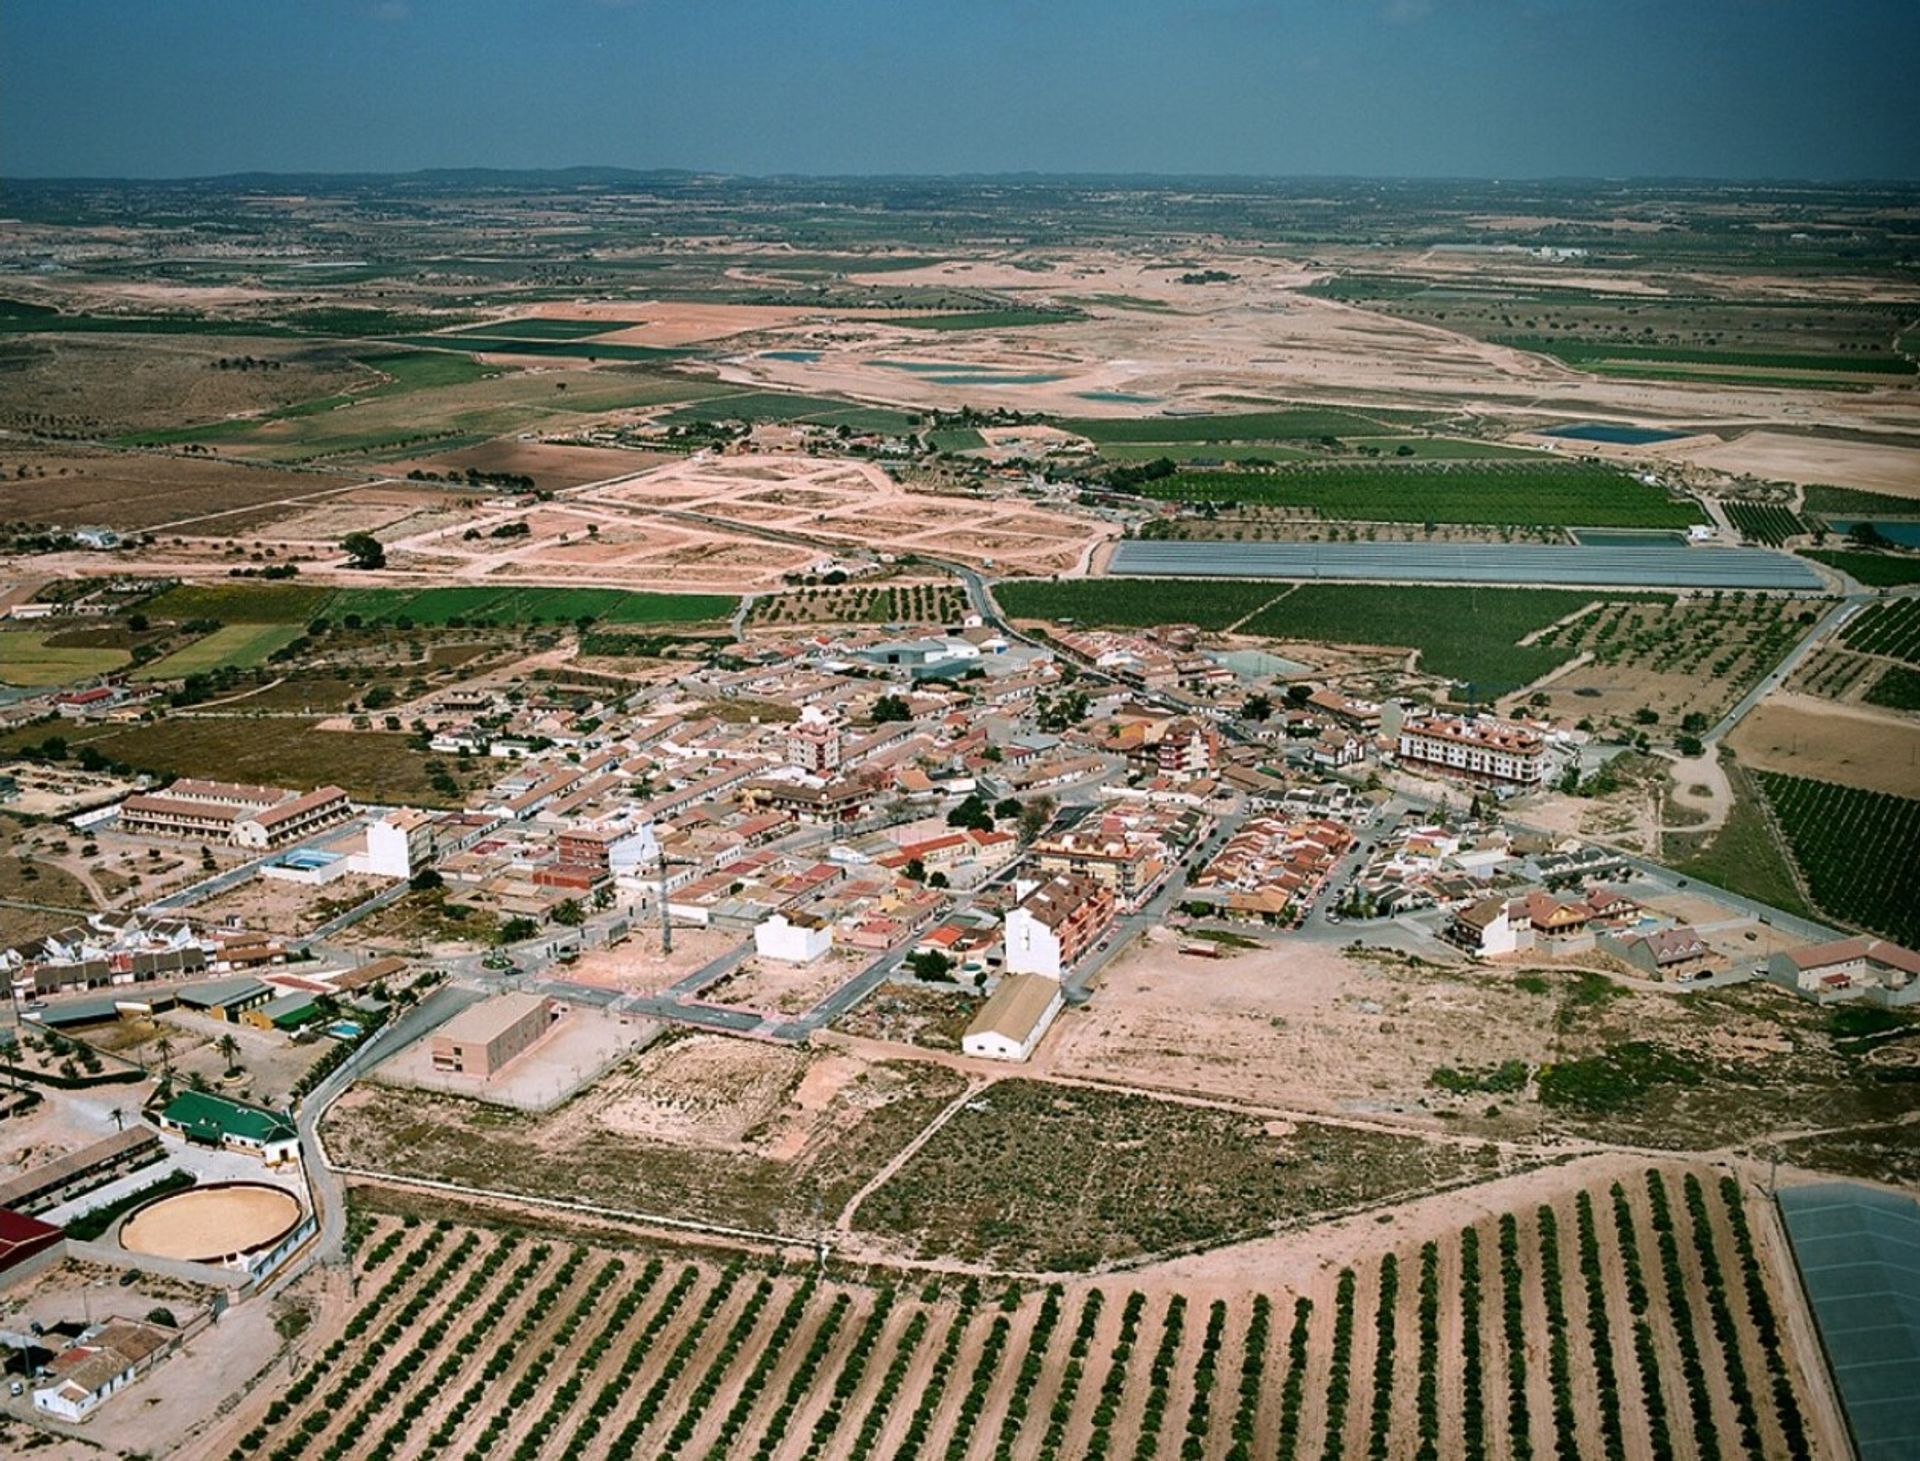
[654,850,697,956]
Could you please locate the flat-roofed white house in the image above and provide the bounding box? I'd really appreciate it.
[755,911,833,964]
[961,973,1064,1062]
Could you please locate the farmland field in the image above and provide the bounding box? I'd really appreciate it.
[1756,773,1920,945]
[1128,461,1704,529]
[447,318,621,340]
[225,1166,1818,1461]
[1865,665,1920,711]
[1841,597,1920,665]
[996,577,1286,631]
[850,1079,1495,1270]
[1806,551,1920,587]
[1502,336,1917,376]
[141,581,735,628]
[78,716,480,806]
[384,334,687,363]
[1248,584,1640,688]
[0,628,130,687]
[893,309,1081,330]
[1062,407,1436,444]
[1724,500,1806,545]
[133,622,303,679]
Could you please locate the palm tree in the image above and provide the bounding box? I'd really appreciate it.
[216,1033,242,1077]
[108,1107,124,1132]
[152,1035,174,1084]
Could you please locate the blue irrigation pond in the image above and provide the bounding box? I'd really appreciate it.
[1540,422,1690,445]
[760,349,822,362]
[1570,530,1689,548]
[1106,539,1825,590]
[1076,390,1160,404]
[1825,520,1920,548]
[871,360,1067,386]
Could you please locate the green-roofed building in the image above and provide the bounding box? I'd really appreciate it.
[157,1090,299,1166]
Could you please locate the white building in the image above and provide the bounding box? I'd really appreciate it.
[1397,713,1545,789]
[962,974,1064,1062]
[755,911,834,964]
[352,808,438,880]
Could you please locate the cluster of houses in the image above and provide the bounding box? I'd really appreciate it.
[2,913,290,1001]
[1188,814,1352,923]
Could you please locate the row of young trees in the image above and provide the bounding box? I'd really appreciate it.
[1574,1192,1629,1461]
[803,1284,897,1459]
[1535,1206,1579,1461]
[1179,1299,1229,1460]
[1498,1214,1533,1461]
[1318,1270,1358,1461]
[1613,1181,1677,1461]
[1682,1174,1765,1458]
[1130,1292,1188,1461]
[563,1265,702,1457]
[431,1244,586,1455]
[1413,1243,1441,1461]
[888,1278,981,1461]
[1036,1290,1104,1461]
[1365,1254,1400,1461]
[1224,1293,1272,1461]
[743,1290,850,1461]
[605,1261,746,1456]
[1646,1171,1723,1461]
[658,1272,779,1456]
[1717,1176,1811,1460]
[942,1286,1019,1459]
[1274,1296,1315,1461]
[991,1283,1063,1458]
[1084,1291,1148,1461]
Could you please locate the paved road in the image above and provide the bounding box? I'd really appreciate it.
[141,815,372,915]
[275,981,483,1289]
[1706,594,1863,743]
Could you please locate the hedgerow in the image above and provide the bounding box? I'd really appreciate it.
[1319,1270,1357,1461]
[1366,1254,1399,1460]
[1717,1176,1811,1460]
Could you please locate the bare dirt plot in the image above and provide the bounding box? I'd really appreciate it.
[1042,932,1561,1132]
[700,949,865,1017]
[192,870,386,938]
[1728,689,1920,797]
[1671,429,1920,496]
[0,446,362,530]
[323,1037,967,1237]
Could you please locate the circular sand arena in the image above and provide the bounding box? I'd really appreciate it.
[119,1183,303,1265]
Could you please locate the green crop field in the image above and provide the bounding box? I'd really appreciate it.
[1802,484,1920,519]
[134,623,303,679]
[1061,408,1435,444]
[143,581,735,629]
[995,577,1286,631]
[1757,774,1920,946]
[927,426,985,451]
[447,318,620,340]
[1841,598,1920,664]
[1807,551,1920,587]
[0,629,130,687]
[383,335,685,363]
[1723,501,1806,545]
[1246,584,1636,690]
[1865,665,1920,711]
[1133,461,1703,529]
[144,582,338,624]
[1095,441,1318,464]
[1501,337,1917,376]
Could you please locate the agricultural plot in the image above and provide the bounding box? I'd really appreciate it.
[0,628,130,687]
[384,334,687,363]
[746,582,971,628]
[1247,585,1629,689]
[656,392,918,435]
[1841,597,1920,665]
[1724,500,1806,545]
[133,622,303,679]
[447,318,622,340]
[1802,484,1920,519]
[1807,551,1920,587]
[1132,461,1703,529]
[1865,665,1920,712]
[1059,408,1437,444]
[142,581,735,628]
[233,1166,1816,1461]
[894,309,1081,330]
[1533,594,1818,725]
[850,1079,1495,1271]
[995,577,1286,631]
[1756,773,1920,945]
[1502,336,1917,376]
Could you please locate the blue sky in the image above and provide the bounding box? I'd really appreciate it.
[4,0,1916,179]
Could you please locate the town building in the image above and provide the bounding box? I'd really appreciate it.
[755,910,834,964]
[961,973,1065,1062]
[429,992,557,1078]
[0,1129,164,1217]
[1003,874,1115,979]
[787,708,843,772]
[118,779,352,850]
[1396,713,1545,789]
[157,1090,299,1165]
[1764,937,1920,1007]
[33,1320,174,1422]
[1600,925,1719,981]
[352,808,439,880]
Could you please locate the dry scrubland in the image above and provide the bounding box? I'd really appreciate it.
[218,1164,1822,1461]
